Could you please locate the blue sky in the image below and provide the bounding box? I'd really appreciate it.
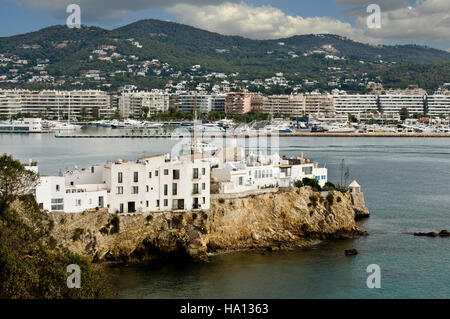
[0,0,448,50]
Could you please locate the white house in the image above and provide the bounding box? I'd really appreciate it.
[212,151,328,194]
[105,154,210,213]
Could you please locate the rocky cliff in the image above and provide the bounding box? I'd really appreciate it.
[47,187,369,262]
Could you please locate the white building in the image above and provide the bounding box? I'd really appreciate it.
[119,91,169,118]
[105,155,210,213]
[333,93,379,116]
[427,91,450,117]
[178,94,213,114]
[378,92,426,117]
[212,151,328,194]
[34,154,210,214]
[0,89,109,118]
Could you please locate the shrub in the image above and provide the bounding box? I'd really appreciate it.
[326,193,334,205]
[335,185,349,193]
[337,196,342,203]
[322,181,336,191]
[218,198,225,204]
[301,178,322,192]
[146,215,153,222]
[72,228,84,241]
[110,216,120,234]
[309,195,319,207]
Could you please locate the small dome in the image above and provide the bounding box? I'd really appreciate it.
[349,180,360,188]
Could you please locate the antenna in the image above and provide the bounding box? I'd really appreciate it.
[192,93,198,157]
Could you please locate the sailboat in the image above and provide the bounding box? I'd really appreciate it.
[53,92,81,132]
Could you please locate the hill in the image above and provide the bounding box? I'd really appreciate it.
[0,19,449,92]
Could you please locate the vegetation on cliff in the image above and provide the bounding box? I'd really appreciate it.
[0,155,116,299]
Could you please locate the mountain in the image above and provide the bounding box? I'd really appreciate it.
[0,19,449,92]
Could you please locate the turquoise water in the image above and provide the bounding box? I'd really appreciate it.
[2,132,450,298]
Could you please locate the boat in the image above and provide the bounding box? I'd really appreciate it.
[182,141,218,155]
[0,118,43,133]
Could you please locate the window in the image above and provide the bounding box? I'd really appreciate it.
[193,168,199,179]
[193,183,199,194]
[202,197,206,204]
[51,198,64,211]
[89,198,92,205]
[119,203,124,213]
[133,172,139,183]
[202,183,206,190]
[164,199,168,207]
[239,177,243,186]
[132,186,139,194]
[149,172,152,178]
[172,183,178,195]
[146,185,149,192]
[156,200,160,207]
[164,169,169,176]
[118,172,123,183]
[56,184,60,192]
[202,168,206,175]
[146,201,149,208]
[91,166,95,173]
[173,169,180,180]
[116,186,123,194]
[164,184,168,196]
[75,199,81,206]
[155,170,159,177]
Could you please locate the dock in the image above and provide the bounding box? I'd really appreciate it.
[54,132,450,138]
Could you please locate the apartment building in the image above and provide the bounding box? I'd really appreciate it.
[0,89,22,117]
[263,94,306,117]
[119,91,169,118]
[177,94,212,114]
[427,91,450,117]
[225,92,264,114]
[0,89,109,118]
[333,93,379,115]
[34,155,211,214]
[105,155,210,213]
[304,93,335,115]
[378,91,426,117]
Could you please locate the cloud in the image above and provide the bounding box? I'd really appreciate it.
[353,0,450,40]
[168,2,375,42]
[6,0,237,21]
[335,0,410,17]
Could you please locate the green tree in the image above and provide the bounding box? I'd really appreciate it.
[400,107,409,121]
[0,154,39,211]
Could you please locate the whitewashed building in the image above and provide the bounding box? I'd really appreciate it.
[33,154,210,214]
[212,151,328,194]
[105,154,210,213]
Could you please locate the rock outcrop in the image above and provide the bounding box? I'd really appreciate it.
[47,187,369,263]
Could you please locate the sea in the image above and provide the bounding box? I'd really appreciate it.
[2,127,450,298]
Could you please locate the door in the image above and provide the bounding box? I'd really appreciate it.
[128,201,136,213]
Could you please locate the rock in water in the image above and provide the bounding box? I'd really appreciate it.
[345,249,358,256]
[439,230,450,237]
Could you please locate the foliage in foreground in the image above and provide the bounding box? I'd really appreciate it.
[0,155,117,299]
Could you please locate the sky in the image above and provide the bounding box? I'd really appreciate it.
[0,0,449,51]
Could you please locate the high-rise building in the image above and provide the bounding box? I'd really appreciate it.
[304,93,335,115]
[0,89,109,118]
[263,95,306,117]
[427,90,450,117]
[333,93,379,115]
[119,91,169,118]
[225,93,264,114]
